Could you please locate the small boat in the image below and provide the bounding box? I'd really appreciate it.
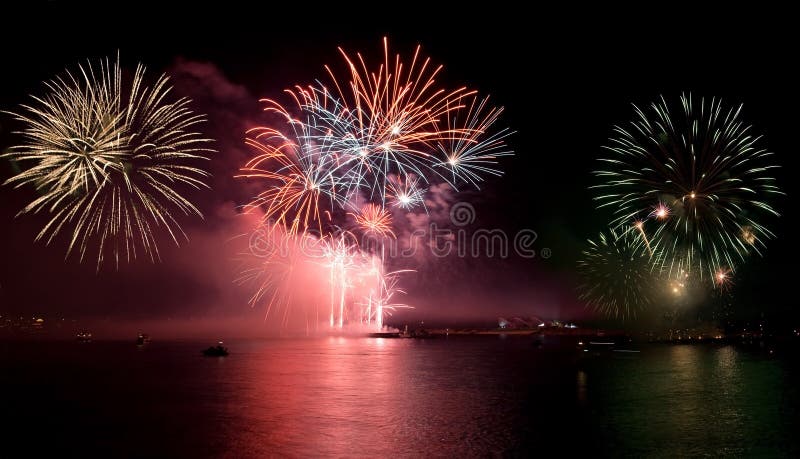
[578,339,641,358]
[136,333,151,346]
[203,341,229,357]
[76,331,92,342]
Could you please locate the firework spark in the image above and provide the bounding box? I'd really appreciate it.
[714,267,733,290]
[3,57,213,267]
[650,203,670,220]
[386,174,426,210]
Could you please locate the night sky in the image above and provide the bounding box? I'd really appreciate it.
[1,5,798,331]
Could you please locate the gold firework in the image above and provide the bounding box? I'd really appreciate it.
[3,57,213,267]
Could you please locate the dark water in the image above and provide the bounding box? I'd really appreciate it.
[1,337,798,457]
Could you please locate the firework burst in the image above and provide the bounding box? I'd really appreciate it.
[289,38,480,202]
[593,94,782,280]
[237,39,513,329]
[3,57,213,267]
[436,96,514,189]
[235,227,298,324]
[351,203,395,238]
[578,227,661,319]
[328,37,472,151]
[237,100,343,236]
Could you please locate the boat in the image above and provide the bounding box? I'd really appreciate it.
[203,341,229,357]
[136,333,151,346]
[577,338,641,358]
[76,331,92,342]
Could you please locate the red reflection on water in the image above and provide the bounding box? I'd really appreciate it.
[217,338,412,456]
[210,337,505,456]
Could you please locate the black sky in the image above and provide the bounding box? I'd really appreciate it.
[1,4,798,327]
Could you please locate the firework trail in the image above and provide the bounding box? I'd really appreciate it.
[235,224,329,329]
[358,268,414,329]
[633,220,653,257]
[318,231,363,328]
[3,57,213,268]
[351,203,397,328]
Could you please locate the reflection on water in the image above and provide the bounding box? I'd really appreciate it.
[215,337,540,456]
[1,338,798,457]
[583,344,798,457]
[577,370,588,405]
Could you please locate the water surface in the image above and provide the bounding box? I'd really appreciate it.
[1,337,797,457]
